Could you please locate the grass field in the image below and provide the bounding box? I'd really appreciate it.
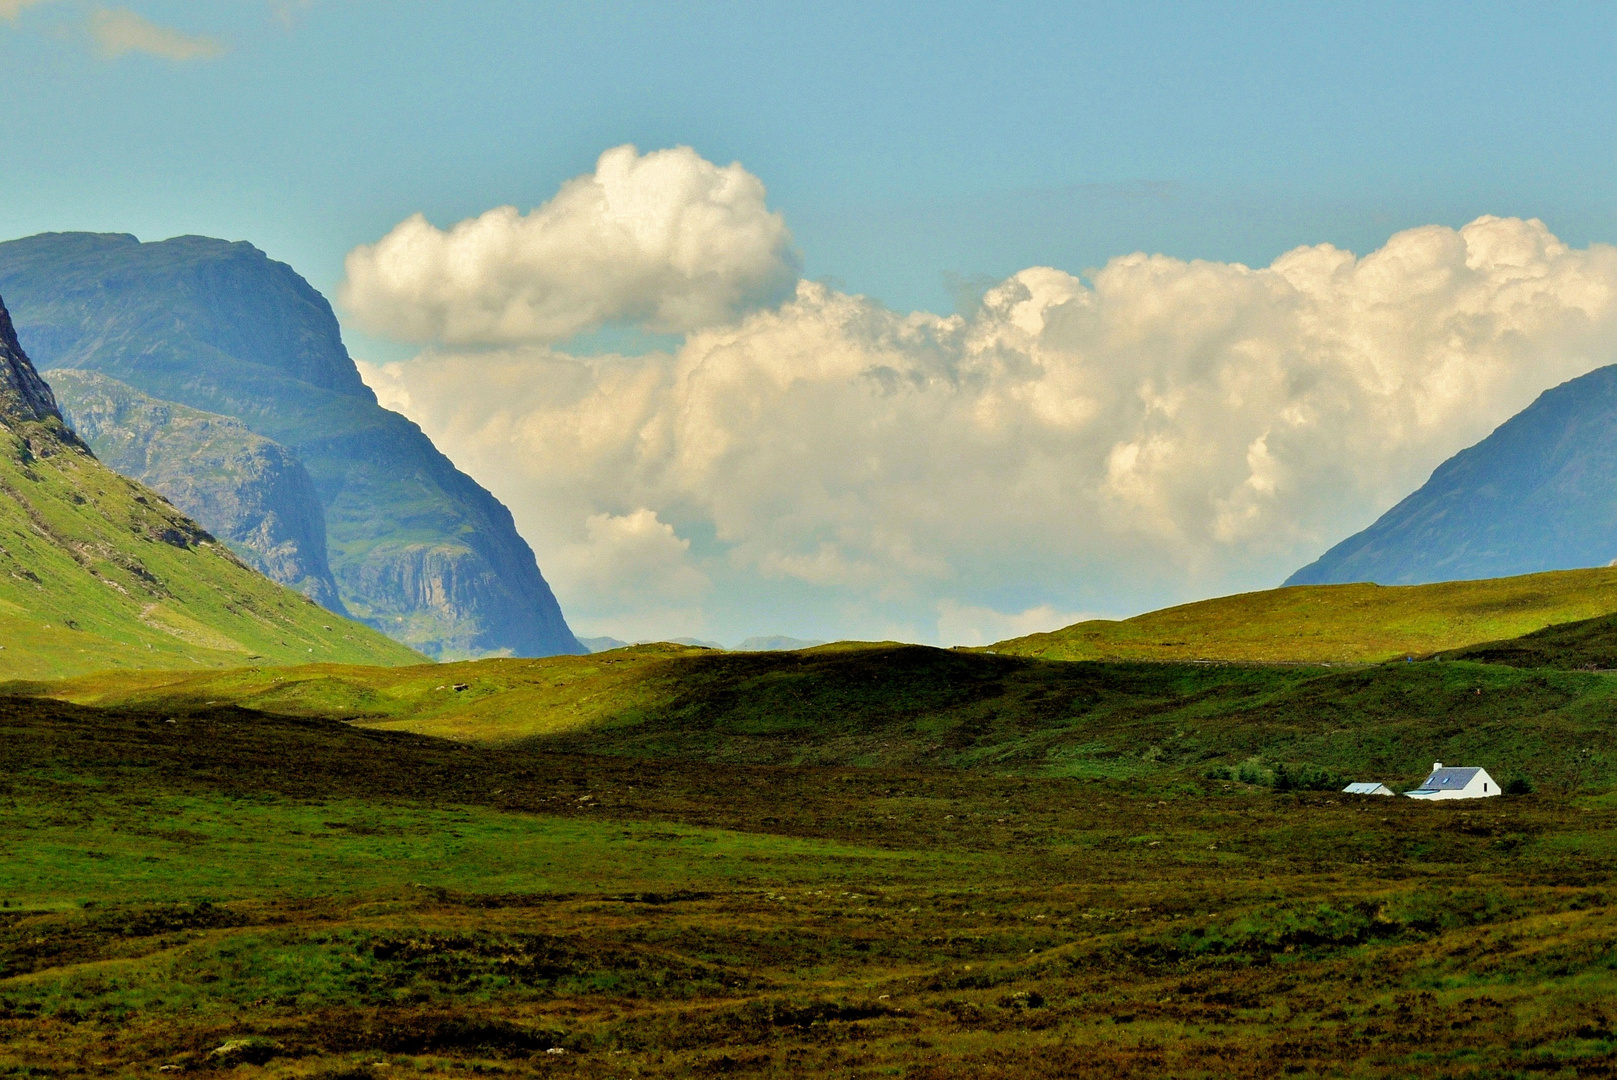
[5,691,1617,1077]
[11,609,1617,1075]
[989,568,1617,663]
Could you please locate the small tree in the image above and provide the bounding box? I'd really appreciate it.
[1504,776,1533,796]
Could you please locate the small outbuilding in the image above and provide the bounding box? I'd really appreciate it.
[1342,782,1395,796]
[1403,762,1499,800]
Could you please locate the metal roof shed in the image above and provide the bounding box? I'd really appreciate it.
[1342,782,1394,796]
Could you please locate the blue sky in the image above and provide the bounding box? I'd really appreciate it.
[6,2,1617,645]
[5,2,1616,318]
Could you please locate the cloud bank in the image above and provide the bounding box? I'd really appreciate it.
[351,154,1617,644]
[343,145,799,345]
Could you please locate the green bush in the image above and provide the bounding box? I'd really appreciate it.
[1273,762,1345,792]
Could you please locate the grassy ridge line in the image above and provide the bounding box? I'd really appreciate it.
[989,567,1617,663]
[1438,611,1617,670]
[22,642,1617,791]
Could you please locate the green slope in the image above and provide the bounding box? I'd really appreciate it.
[24,638,1617,792]
[0,430,424,676]
[989,568,1617,663]
[1438,611,1617,670]
[0,295,423,678]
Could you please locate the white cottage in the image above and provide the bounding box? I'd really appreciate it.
[1342,782,1395,796]
[1403,762,1499,800]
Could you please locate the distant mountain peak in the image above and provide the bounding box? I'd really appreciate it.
[1287,363,1617,586]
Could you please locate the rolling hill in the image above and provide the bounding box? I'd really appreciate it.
[0,291,423,677]
[0,232,581,659]
[1288,362,1617,586]
[986,567,1617,664]
[19,630,1617,792]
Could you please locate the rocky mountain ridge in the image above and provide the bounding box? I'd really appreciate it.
[0,232,582,659]
[47,369,344,612]
[0,291,423,677]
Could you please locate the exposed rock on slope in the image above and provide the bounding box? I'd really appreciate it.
[0,232,582,659]
[1288,364,1617,586]
[0,292,423,678]
[46,368,344,613]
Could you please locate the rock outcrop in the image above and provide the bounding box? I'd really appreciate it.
[47,369,345,612]
[0,286,70,427]
[0,232,582,659]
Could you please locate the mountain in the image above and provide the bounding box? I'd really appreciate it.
[46,368,343,612]
[666,636,726,650]
[987,566,1617,664]
[0,232,582,659]
[1288,364,1617,586]
[0,291,422,677]
[733,635,826,651]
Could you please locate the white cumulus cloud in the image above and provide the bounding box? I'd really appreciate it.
[553,508,709,602]
[360,214,1617,644]
[342,144,799,345]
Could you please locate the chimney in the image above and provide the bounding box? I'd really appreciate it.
[1433,761,1442,773]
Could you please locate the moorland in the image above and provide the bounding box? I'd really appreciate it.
[7,612,1617,1077]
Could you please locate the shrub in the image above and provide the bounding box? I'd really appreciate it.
[1272,763,1345,792]
[1504,776,1534,795]
[1236,758,1273,786]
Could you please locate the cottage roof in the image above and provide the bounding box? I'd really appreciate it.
[1420,766,1481,789]
[1343,782,1389,794]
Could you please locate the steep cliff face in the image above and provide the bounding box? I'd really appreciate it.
[1287,363,1617,586]
[46,368,344,613]
[0,293,424,678]
[0,281,70,427]
[0,232,583,659]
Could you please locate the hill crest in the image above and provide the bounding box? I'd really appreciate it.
[988,566,1617,664]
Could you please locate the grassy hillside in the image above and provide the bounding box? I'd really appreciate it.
[990,567,1617,663]
[7,689,1617,1076]
[0,424,423,676]
[1437,612,1617,670]
[0,290,422,677]
[25,640,1617,792]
